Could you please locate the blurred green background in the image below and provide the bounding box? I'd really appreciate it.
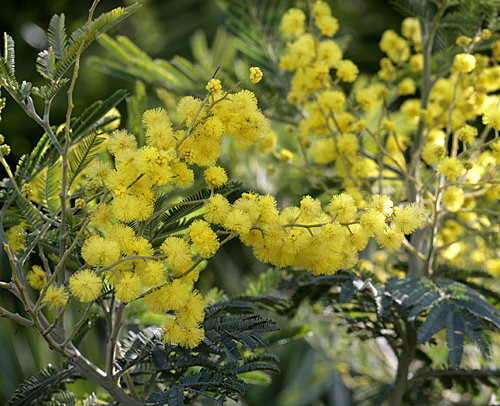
[0,0,403,404]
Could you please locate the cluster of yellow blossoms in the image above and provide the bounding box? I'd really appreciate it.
[273,1,500,274]
[205,191,426,275]
[27,68,270,348]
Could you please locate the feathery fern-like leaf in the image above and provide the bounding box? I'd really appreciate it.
[446,309,465,369]
[417,300,451,344]
[36,48,57,80]
[71,89,127,142]
[5,365,76,406]
[68,131,105,188]
[39,158,61,215]
[47,14,68,59]
[51,4,140,82]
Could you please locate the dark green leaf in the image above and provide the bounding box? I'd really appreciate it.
[417,300,452,344]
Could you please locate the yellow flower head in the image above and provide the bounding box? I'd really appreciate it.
[453,53,475,73]
[328,193,357,222]
[188,220,220,258]
[442,186,464,212]
[482,105,500,130]
[366,194,393,217]
[42,284,68,310]
[108,129,137,156]
[279,8,306,39]
[115,272,142,302]
[223,209,253,236]
[312,1,331,18]
[27,265,47,290]
[249,67,263,84]
[81,236,121,267]
[456,125,477,144]
[204,194,231,225]
[204,166,228,188]
[139,260,166,287]
[317,90,345,113]
[316,14,339,37]
[375,225,404,251]
[437,157,464,181]
[206,78,222,95]
[69,269,102,302]
[336,60,359,83]
[160,237,193,273]
[398,78,416,95]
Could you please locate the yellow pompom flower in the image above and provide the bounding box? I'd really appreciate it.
[206,78,222,95]
[456,125,477,144]
[204,194,232,225]
[179,325,205,349]
[160,237,193,273]
[437,157,464,181]
[171,161,194,188]
[42,284,68,310]
[316,14,339,37]
[279,8,306,39]
[115,273,142,302]
[143,107,170,128]
[336,60,359,83]
[375,225,404,251]
[442,186,464,212]
[313,1,331,18]
[176,290,205,326]
[27,265,47,290]
[409,53,423,72]
[453,53,475,73]
[328,193,357,222]
[249,67,263,84]
[279,149,294,160]
[317,90,345,113]
[108,129,137,156]
[366,195,393,217]
[299,195,323,222]
[482,105,500,130]
[204,166,228,188]
[161,280,191,311]
[360,210,386,237]
[311,138,336,164]
[90,204,114,231]
[139,260,166,287]
[85,160,111,183]
[398,78,416,95]
[69,270,102,302]
[188,220,220,258]
[161,317,185,345]
[381,119,396,133]
[356,87,378,110]
[81,236,121,267]
[177,96,204,124]
[223,209,253,235]
[392,204,427,234]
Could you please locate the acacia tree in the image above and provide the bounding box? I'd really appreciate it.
[2,0,500,405]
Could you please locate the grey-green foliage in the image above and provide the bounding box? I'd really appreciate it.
[88,0,302,124]
[280,267,500,403]
[87,32,236,100]
[109,296,285,406]
[5,365,77,406]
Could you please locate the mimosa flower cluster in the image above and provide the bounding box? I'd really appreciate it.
[272,1,500,275]
[26,68,270,349]
[205,191,427,275]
